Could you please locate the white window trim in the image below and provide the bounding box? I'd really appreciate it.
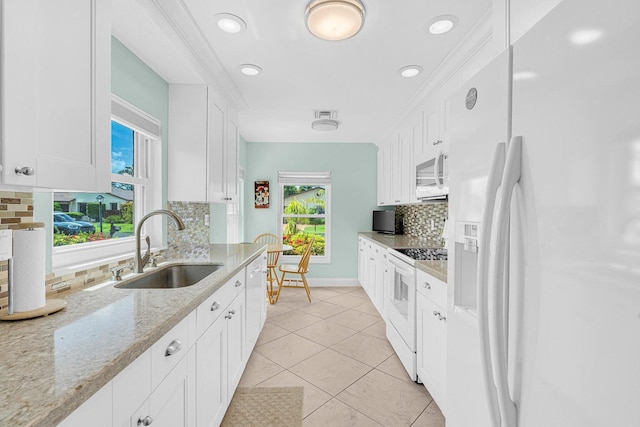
[278,171,331,264]
[51,96,162,274]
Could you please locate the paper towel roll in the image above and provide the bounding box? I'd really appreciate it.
[12,227,46,312]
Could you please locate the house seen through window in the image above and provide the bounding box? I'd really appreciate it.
[279,171,331,262]
[52,120,149,247]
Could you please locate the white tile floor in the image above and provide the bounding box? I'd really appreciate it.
[238,286,445,427]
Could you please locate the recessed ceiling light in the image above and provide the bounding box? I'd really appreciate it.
[312,119,340,131]
[215,13,247,34]
[398,65,423,78]
[570,28,603,45]
[305,0,366,41]
[238,64,262,76]
[427,15,458,35]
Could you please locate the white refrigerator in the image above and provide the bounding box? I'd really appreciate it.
[447,1,640,426]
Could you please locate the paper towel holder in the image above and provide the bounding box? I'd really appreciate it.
[1,222,67,321]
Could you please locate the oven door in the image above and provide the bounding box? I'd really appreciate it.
[386,254,416,350]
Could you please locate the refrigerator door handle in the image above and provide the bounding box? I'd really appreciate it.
[489,136,522,427]
[477,141,506,427]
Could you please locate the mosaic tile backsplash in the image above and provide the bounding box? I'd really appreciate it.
[167,201,211,261]
[395,202,448,243]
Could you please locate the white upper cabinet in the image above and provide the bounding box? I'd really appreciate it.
[0,0,111,191]
[168,84,239,203]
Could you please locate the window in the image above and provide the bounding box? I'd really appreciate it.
[278,171,331,263]
[49,96,162,272]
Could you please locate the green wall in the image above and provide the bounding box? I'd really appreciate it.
[244,142,378,279]
[111,37,169,242]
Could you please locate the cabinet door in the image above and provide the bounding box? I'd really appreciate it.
[226,292,246,397]
[1,0,110,191]
[148,348,195,427]
[357,239,366,285]
[208,96,227,203]
[416,293,447,412]
[197,314,228,427]
[390,134,402,204]
[168,85,208,202]
[374,251,387,315]
[377,140,392,206]
[246,254,266,352]
[224,120,240,202]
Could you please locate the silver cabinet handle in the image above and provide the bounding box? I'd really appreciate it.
[432,311,446,321]
[165,339,182,357]
[225,314,233,319]
[235,280,242,287]
[229,310,236,315]
[14,166,34,176]
[210,301,221,311]
[423,282,431,289]
[137,415,153,426]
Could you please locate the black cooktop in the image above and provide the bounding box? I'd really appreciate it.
[394,247,448,261]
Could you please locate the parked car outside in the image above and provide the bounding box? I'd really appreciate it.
[53,212,95,235]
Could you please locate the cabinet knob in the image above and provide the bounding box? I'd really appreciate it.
[235,280,242,287]
[165,339,182,357]
[225,314,233,319]
[229,310,236,315]
[210,301,221,311]
[14,166,34,176]
[137,416,153,426]
[423,282,431,289]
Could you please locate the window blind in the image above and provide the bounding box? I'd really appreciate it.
[278,171,331,185]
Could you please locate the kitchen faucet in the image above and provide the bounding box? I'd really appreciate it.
[134,209,185,273]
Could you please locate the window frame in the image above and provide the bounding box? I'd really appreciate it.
[278,171,331,264]
[51,96,162,274]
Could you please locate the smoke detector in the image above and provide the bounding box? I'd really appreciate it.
[312,110,340,131]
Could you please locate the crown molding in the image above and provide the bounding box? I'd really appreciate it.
[145,0,249,112]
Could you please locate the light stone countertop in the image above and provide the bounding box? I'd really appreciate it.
[358,232,448,283]
[0,243,265,427]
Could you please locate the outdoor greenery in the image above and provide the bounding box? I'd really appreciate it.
[54,232,108,246]
[282,232,325,256]
[66,212,84,220]
[282,185,327,256]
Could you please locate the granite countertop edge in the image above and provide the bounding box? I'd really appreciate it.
[358,232,448,283]
[0,243,265,427]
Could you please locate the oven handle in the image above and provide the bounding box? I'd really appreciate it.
[387,256,414,277]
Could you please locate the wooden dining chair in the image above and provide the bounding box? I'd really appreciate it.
[275,237,315,303]
[253,233,281,303]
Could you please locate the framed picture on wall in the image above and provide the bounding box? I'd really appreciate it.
[255,181,269,208]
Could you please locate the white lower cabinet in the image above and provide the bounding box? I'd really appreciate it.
[60,257,263,427]
[196,312,227,427]
[357,237,388,317]
[129,347,196,427]
[416,269,447,415]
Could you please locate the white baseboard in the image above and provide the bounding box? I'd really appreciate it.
[305,278,361,287]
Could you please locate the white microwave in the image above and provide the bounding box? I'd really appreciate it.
[416,151,449,200]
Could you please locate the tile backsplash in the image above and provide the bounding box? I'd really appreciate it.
[396,202,448,242]
[167,201,211,261]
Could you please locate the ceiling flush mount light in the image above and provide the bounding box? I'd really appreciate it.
[427,15,458,35]
[305,0,365,41]
[398,65,423,78]
[238,64,262,76]
[312,119,340,131]
[215,13,247,34]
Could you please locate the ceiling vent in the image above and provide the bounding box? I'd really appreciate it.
[312,110,340,131]
[314,110,338,119]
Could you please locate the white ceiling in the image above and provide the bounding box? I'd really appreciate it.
[112,0,491,144]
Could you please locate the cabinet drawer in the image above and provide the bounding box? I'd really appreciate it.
[416,269,447,307]
[196,269,245,338]
[151,311,195,391]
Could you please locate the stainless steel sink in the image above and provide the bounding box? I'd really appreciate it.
[115,263,224,289]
